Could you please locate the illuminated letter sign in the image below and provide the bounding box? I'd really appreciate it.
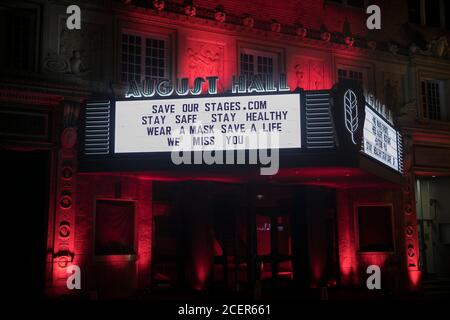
[362,106,399,171]
[114,93,301,153]
[126,74,290,98]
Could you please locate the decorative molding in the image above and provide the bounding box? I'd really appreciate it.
[62,101,81,128]
[56,19,104,81]
[61,127,78,149]
[58,221,71,239]
[186,40,225,92]
[60,193,73,210]
[401,128,450,146]
[0,88,62,107]
[292,57,326,90]
[111,1,431,61]
[401,134,421,289]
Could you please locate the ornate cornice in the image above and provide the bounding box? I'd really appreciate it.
[0,87,63,107]
[401,127,450,147]
[111,0,448,64]
[111,2,384,57]
[0,78,93,106]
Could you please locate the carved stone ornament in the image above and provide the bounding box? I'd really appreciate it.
[214,6,226,23]
[242,15,254,28]
[69,50,87,75]
[57,20,103,80]
[409,43,418,55]
[187,41,224,92]
[295,25,307,38]
[406,225,414,237]
[435,36,449,58]
[57,256,70,268]
[321,31,331,42]
[367,40,377,50]
[405,204,413,215]
[184,5,196,17]
[61,127,77,149]
[54,250,74,268]
[43,52,70,73]
[153,0,165,11]
[58,221,71,239]
[389,43,399,55]
[63,101,80,128]
[344,36,355,47]
[62,166,73,180]
[60,193,73,209]
[407,244,415,258]
[271,20,281,33]
[293,58,326,90]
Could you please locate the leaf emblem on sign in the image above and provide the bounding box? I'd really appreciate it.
[344,89,358,145]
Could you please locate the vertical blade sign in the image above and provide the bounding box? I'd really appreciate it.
[344,89,358,145]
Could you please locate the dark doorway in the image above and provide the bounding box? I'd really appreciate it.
[256,209,293,281]
[151,181,248,293]
[149,182,338,296]
[0,150,50,299]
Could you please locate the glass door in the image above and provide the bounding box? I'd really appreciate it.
[256,211,293,281]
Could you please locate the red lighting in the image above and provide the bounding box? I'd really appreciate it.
[408,270,422,290]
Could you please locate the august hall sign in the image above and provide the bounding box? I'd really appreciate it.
[118,74,300,153]
[125,74,291,98]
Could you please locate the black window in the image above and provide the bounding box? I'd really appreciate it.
[121,33,168,83]
[358,206,394,252]
[347,0,364,8]
[240,53,254,78]
[240,52,274,78]
[327,0,344,5]
[446,1,450,30]
[421,80,443,121]
[95,200,135,255]
[338,68,364,87]
[408,0,447,28]
[152,182,179,285]
[326,0,364,8]
[0,110,48,139]
[408,0,421,24]
[0,6,37,72]
[240,50,278,87]
[425,0,441,28]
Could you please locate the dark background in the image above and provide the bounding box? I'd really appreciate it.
[1,150,49,299]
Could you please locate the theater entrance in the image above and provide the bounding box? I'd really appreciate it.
[150,180,338,296]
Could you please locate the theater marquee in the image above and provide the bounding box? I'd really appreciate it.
[80,78,404,176]
[114,92,302,153]
[362,106,400,171]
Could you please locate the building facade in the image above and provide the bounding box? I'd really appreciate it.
[0,0,449,299]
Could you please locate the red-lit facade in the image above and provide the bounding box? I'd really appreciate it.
[1,0,449,299]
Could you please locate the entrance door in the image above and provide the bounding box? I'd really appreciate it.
[150,182,338,294]
[151,181,183,290]
[152,181,243,292]
[256,211,292,281]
